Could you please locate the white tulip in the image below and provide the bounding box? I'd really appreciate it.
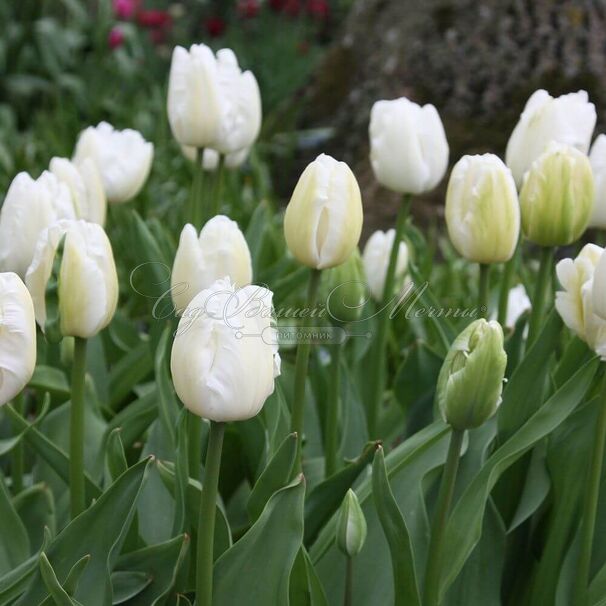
[589,135,606,229]
[362,229,408,301]
[369,97,449,194]
[73,122,154,204]
[49,157,106,225]
[168,44,262,154]
[0,172,76,278]
[171,216,252,313]
[181,145,250,171]
[555,244,606,357]
[505,89,596,187]
[284,154,363,270]
[592,247,606,321]
[170,277,280,422]
[26,219,118,339]
[0,272,36,405]
[445,154,520,263]
[503,284,531,328]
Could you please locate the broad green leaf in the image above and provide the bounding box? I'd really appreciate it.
[30,365,70,398]
[104,389,157,449]
[13,483,56,551]
[213,476,305,606]
[154,325,179,447]
[106,428,128,481]
[111,571,151,604]
[108,342,153,410]
[289,548,329,606]
[39,554,90,605]
[0,474,29,575]
[372,446,420,606]
[39,552,76,605]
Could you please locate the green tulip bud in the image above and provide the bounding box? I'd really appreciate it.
[323,249,367,324]
[336,489,367,557]
[436,319,507,430]
[520,142,594,247]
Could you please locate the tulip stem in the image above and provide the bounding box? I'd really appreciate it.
[291,268,322,471]
[424,427,464,606]
[478,263,490,318]
[11,392,24,494]
[188,414,202,480]
[368,193,411,438]
[574,371,606,606]
[196,419,225,606]
[211,155,225,218]
[527,246,554,345]
[189,147,206,229]
[324,338,343,478]
[497,245,519,325]
[70,337,88,519]
[344,555,353,606]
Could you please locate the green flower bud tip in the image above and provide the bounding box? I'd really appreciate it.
[336,489,367,557]
[436,319,507,430]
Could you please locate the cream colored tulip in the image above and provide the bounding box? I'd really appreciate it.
[25,220,118,338]
[362,229,408,301]
[589,135,606,229]
[171,216,252,313]
[284,154,363,270]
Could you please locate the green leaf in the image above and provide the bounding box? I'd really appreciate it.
[247,432,297,522]
[304,442,380,546]
[213,476,305,606]
[106,428,128,481]
[372,446,420,606]
[104,389,157,449]
[111,571,151,604]
[108,342,153,410]
[0,474,29,575]
[16,457,153,606]
[39,554,90,605]
[30,365,70,398]
[289,548,329,606]
[39,552,76,605]
[154,325,179,447]
[13,483,56,552]
[439,357,599,599]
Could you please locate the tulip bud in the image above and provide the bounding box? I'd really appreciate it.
[437,319,507,430]
[167,44,261,154]
[284,154,363,270]
[369,97,449,194]
[445,154,520,264]
[49,157,107,226]
[323,249,367,324]
[336,489,367,557]
[519,142,594,247]
[362,229,408,302]
[506,89,596,187]
[25,220,119,339]
[171,216,253,314]
[181,146,250,171]
[170,277,281,421]
[73,122,154,204]
[0,273,36,405]
[589,135,606,228]
[0,172,76,277]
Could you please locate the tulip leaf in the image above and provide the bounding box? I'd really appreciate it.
[0,474,29,575]
[372,446,421,606]
[112,534,189,605]
[154,325,179,447]
[111,571,151,604]
[247,432,298,522]
[289,548,329,606]
[38,553,91,605]
[439,356,599,599]
[13,483,56,551]
[213,475,305,606]
[15,457,153,606]
[304,441,380,546]
[106,428,128,481]
[261,380,291,456]
[30,365,70,398]
[39,552,77,605]
[104,389,157,449]
[43,234,66,344]
[108,341,154,410]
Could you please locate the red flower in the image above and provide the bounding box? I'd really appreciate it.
[283,0,301,16]
[112,0,139,20]
[237,0,260,18]
[268,0,285,11]
[306,0,329,19]
[205,16,226,37]
[108,26,125,50]
[137,9,172,28]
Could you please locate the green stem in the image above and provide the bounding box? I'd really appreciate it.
[324,338,343,478]
[196,419,225,606]
[368,193,411,438]
[211,155,225,218]
[188,414,202,480]
[70,337,88,519]
[574,371,606,606]
[189,148,205,229]
[11,392,24,494]
[291,269,322,471]
[527,247,554,345]
[424,428,465,606]
[344,555,353,606]
[497,244,519,325]
[478,263,490,319]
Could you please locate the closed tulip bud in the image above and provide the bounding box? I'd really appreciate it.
[284,154,363,270]
[323,249,367,324]
[336,489,367,557]
[73,122,154,204]
[369,97,449,194]
[168,44,261,154]
[437,319,507,430]
[49,157,107,225]
[181,145,250,171]
[362,229,408,302]
[0,172,76,277]
[445,154,520,263]
[25,220,119,339]
[0,273,36,405]
[506,89,596,187]
[171,216,253,314]
[519,142,594,247]
[556,244,606,357]
[170,277,281,421]
[589,135,606,228]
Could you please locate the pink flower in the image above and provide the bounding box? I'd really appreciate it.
[108,27,125,50]
[137,9,172,28]
[237,0,260,18]
[205,16,226,37]
[306,0,329,19]
[113,0,139,20]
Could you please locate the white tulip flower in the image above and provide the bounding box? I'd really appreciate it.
[362,229,408,301]
[181,145,250,171]
[589,135,606,229]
